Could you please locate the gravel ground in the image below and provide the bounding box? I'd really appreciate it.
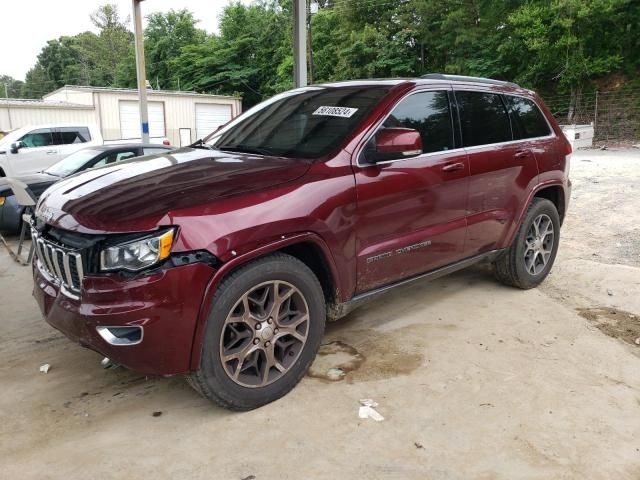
[0,149,639,479]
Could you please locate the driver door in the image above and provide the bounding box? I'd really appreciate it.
[353,89,469,293]
[9,128,58,175]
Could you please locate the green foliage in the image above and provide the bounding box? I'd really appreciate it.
[15,0,640,106]
[0,75,24,98]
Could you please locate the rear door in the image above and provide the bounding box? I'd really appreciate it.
[455,90,539,256]
[353,88,469,292]
[55,127,94,160]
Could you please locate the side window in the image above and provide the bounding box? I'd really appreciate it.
[143,147,170,155]
[382,90,454,154]
[19,129,54,148]
[57,127,92,145]
[91,150,137,169]
[504,96,551,139]
[455,91,512,147]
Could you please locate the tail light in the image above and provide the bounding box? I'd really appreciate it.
[565,141,572,155]
[163,139,171,146]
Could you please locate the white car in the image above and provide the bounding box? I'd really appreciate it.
[0,123,170,177]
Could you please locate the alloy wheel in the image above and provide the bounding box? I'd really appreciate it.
[523,213,555,275]
[219,280,310,388]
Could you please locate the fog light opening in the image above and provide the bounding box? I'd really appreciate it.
[97,326,143,346]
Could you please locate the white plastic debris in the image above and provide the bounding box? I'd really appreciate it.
[326,368,345,381]
[607,289,614,296]
[39,364,50,374]
[634,338,640,346]
[101,357,112,369]
[358,399,384,422]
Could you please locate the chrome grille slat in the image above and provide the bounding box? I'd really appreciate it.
[62,253,73,289]
[32,230,84,294]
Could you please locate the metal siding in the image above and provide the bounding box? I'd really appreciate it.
[0,105,95,132]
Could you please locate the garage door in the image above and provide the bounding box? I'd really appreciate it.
[119,101,166,139]
[195,104,233,140]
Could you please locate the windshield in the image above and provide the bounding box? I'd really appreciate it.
[45,149,102,177]
[206,86,390,158]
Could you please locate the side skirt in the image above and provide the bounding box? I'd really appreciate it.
[328,249,505,321]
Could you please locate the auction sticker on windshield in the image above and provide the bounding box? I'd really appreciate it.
[312,106,359,118]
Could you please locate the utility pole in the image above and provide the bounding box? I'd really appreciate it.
[308,1,318,84]
[132,0,149,143]
[293,0,307,88]
[4,83,12,130]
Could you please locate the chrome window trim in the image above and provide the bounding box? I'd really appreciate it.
[356,86,556,168]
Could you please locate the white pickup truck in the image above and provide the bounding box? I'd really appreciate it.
[0,124,170,177]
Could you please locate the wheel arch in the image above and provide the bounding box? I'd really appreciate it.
[189,232,341,371]
[533,185,566,225]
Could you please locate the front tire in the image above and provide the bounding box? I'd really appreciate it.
[189,253,326,410]
[493,197,560,289]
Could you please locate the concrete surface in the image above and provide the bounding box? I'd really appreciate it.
[1,150,639,479]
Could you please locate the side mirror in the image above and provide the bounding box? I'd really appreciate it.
[365,128,423,164]
[10,141,24,154]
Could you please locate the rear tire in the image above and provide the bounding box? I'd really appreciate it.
[493,197,560,289]
[189,253,326,410]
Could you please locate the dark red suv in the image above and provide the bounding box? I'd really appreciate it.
[32,75,571,410]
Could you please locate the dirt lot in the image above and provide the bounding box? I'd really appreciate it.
[1,150,639,479]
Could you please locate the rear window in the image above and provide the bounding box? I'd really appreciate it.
[504,96,551,139]
[57,127,91,145]
[208,86,390,158]
[456,91,512,147]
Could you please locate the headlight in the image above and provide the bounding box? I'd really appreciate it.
[100,229,175,272]
[0,196,5,206]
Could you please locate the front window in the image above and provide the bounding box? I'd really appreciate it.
[45,149,102,177]
[206,86,390,158]
[19,129,54,148]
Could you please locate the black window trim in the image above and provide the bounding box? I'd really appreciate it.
[356,86,463,167]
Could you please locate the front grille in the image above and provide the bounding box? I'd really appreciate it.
[32,229,85,294]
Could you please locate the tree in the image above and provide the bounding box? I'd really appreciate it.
[145,10,206,90]
[0,75,25,98]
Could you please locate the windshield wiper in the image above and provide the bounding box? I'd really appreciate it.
[189,138,217,150]
[217,145,277,156]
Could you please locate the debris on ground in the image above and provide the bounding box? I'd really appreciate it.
[414,442,424,450]
[326,367,345,381]
[241,476,256,480]
[600,145,608,150]
[634,338,640,346]
[358,399,384,422]
[39,364,50,374]
[607,289,614,296]
[152,411,163,417]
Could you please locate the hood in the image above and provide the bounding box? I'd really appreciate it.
[36,147,313,234]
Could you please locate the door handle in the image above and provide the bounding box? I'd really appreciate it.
[514,150,531,159]
[46,150,58,155]
[442,162,465,172]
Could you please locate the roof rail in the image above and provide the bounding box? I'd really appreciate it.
[420,73,519,89]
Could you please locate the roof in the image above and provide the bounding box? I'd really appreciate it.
[0,99,93,109]
[44,85,241,101]
[87,143,173,151]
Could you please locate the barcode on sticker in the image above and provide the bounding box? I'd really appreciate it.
[312,106,359,118]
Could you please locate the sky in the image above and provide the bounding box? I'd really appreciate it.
[0,0,239,81]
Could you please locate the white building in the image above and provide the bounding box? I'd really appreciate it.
[0,86,242,147]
